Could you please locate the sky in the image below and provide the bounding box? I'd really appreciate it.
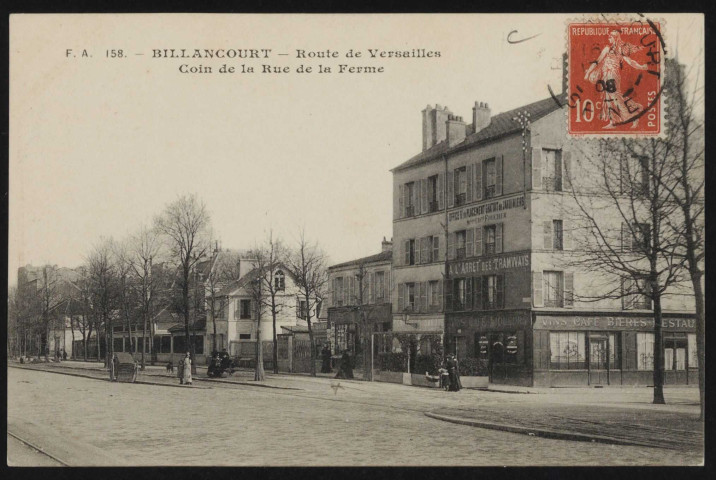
[9,14,704,286]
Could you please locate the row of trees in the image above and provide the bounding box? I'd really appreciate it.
[564,58,704,416]
[9,194,330,382]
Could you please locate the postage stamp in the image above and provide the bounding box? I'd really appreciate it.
[567,19,665,137]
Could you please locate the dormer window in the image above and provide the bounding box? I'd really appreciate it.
[274,270,285,291]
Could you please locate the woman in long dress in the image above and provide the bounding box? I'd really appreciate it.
[446,355,461,392]
[584,30,649,129]
[182,352,192,385]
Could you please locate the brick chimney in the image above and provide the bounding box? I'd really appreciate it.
[446,114,467,147]
[381,236,393,252]
[472,101,491,133]
[422,104,453,151]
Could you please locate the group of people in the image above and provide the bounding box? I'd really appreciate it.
[321,344,355,379]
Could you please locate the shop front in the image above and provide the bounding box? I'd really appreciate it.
[445,309,533,386]
[533,313,697,387]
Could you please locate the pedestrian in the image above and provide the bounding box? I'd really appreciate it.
[182,352,193,385]
[62,349,67,361]
[321,344,332,373]
[335,350,354,379]
[446,354,461,392]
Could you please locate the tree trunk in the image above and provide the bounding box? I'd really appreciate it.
[307,315,316,377]
[652,290,666,404]
[141,310,147,370]
[70,316,75,360]
[254,310,265,381]
[272,308,278,374]
[689,268,705,419]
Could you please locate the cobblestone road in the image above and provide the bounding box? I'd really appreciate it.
[7,368,701,466]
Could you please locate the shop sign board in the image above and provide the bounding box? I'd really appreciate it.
[534,315,695,331]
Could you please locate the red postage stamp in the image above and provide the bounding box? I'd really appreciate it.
[567,20,664,136]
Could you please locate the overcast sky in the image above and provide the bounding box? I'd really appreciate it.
[9,14,704,286]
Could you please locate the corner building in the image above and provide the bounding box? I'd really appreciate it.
[391,96,696,387]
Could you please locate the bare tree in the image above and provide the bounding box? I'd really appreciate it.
[204,247,242,354]
[38,266,66,360]
[245,265,266,381]
[154,194,211,369]
[286,230,329,377]
[70,269,94,361]
[248,233,287,374]
[348,260,385,381]
[566,134,686,405]
[128,226,163,369]
[113,238,139,356]
[86,238,118,367]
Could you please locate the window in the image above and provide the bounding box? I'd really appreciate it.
[405,182,415,217]
[637,156,650,195]
[636,332,654,370]
[375,271,385,302]
[484,275,503,309]
[622,277,651,310]
[160,335,171,353]
[543,271,564,307]
[453,278,466,311]
[542,149,563,192]
[298,300,308,319]
[432,236,440,262]
[405,283,416,311]
[456,230,467,259]
[454,167,467,205]
[428,280,440,308]
[552,220,563,250]
[405,239,416,265]
[484,225,496,255]
[622,222,650,252]
[334,277,344,307]
[428,175,439,212]
[173,335,186,354]
[550,331,586,369]
[239,333,251,340]
[194,336,204,355]
[240,299,252,319]
[484,159,496,198]
[274,270,285,291]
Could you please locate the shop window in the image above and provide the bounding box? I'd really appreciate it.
[239,334,251,340]
[173,336,187,354]
[161,335,171,354]
[636,332,654,370]
[550,331,586,369]
[194,336,204,355]
[664,333,687,371]
[543,271,564,307]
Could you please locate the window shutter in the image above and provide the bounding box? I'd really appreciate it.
[420,178,428,213]
[369,272,375,304]
[623,331,637,370]
[444,278,453,312]
[415,239,421,265]
[474,227,483,256]
[533,272,543,307]
[398,283,405,311]
[495,223,503,254]
[495,155,503,196]
[563,222,573,250]
[465,277,473,310]
[497,275,504,308]
[532,148,542,190]
[332,278,336,305]
[437,279,443,311]
[404,240,410,265]
[448,232,456,260]
[564,272,574,307]
[474,162,483,201]
[438,235,445,262]
[296,297,301,317]
[563,150,572,191]
[473,276,482,310]
[466,164,473,203]
[385,270,391,303]
[437,172,445,211]
[423,237,430,264]
[398,184,405,219]
[447,170,454,208]
[466,228,474,258]
[543,220,553,250]
[420,282,427,312]
[621,223,632,252]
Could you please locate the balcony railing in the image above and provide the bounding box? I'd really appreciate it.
[484,185,496,199]
[484,243,496,255]
[429,200,439,213]
[543,176,563,192]
[405,205,415,217]
[456,247,466,259]
[544,298,564,308]
[455,193,466,206]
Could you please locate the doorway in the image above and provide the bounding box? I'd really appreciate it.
[588,333,619,385]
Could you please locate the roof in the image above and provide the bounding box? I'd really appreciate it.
[391,93,567,173]
[329,250,393,270]
[215,262,297,297]
[168,317,206,333]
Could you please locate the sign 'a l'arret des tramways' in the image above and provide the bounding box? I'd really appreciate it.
[448,252,530,277]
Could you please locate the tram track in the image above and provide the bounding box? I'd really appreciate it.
[7,430,70,466]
